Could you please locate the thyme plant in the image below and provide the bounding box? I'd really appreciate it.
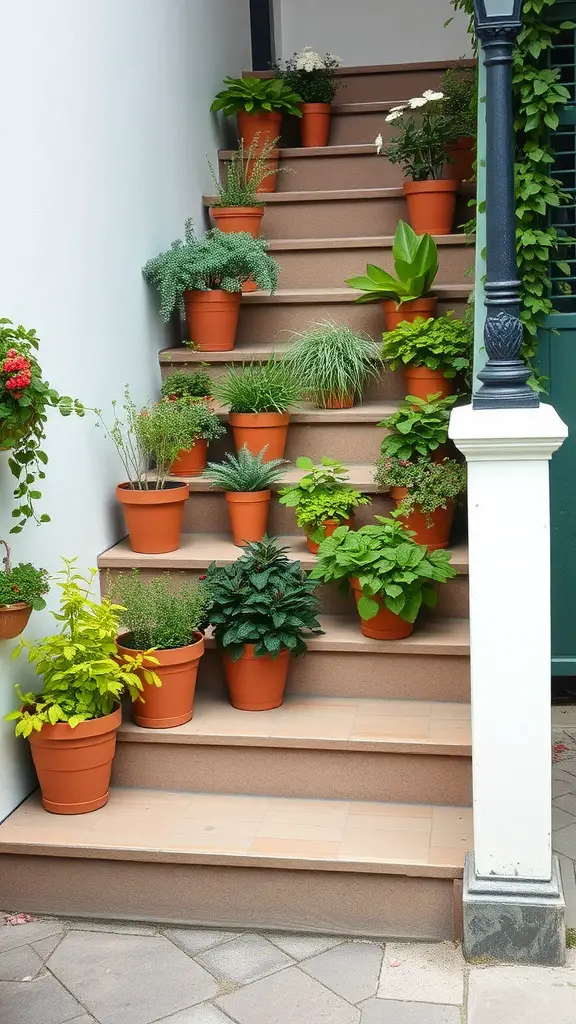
[375,455,467,524]
[108,570,210,650]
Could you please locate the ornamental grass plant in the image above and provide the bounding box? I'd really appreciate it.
[285,320,382,407]
[213,359,302,413]
[205,446,287,492]
[208,136,280,206]
[379,394,457,461]
[441,66,477,142]
[108,570,210,651]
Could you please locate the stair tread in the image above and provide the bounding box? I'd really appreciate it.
[245,58,476,79]
[149,461,383,490]
[241,285,472,303]
[204,186,474,205]
[0,788,471,877]
[267,234,471,250]
[221,144,385,159]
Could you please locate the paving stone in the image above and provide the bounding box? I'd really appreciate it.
[0,943,44,981]
[266,932,345,960]
[377,942,465,1005]
[301,940,383,1003]
[70,918,158,935]
[216,965,360,1024]
[553,793,576,818]
[550,822,576,858]
[32,932,65,960]
[67,1017,96,1024]
[553,778,576,798]
[555,757,576,777]
[467,964,576,1023]
[0,973,84,1024]
[360,999,461,1023]
[196,933,294,985]
[48,930,218,1024]
[162,927,240,956]
[0,919,64,953]
[552,806,576,830]
[157,1005,236,1023]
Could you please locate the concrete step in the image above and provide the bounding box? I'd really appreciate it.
[220,144,400,191]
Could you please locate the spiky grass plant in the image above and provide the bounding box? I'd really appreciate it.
[208,135,279,206]
[284,320,382,408]
[161,369,213,401]
[213,359,302,413]
[205,446,287,492]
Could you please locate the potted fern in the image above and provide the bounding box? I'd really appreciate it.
[213,359,302,461]
[210,77,302,151]
[205,446,286,546]
[0,540,49,640]
[208,136,280,245]
[279,457,371,553]
[381,312,472,399]
[285,320,382,408]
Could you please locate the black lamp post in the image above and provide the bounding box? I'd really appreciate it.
[473,0,539,409]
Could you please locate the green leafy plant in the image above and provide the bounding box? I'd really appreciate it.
[375,455,466,523]
[213,359,302,413]
[161,369,213,401]
[274,48,341,104]
[107,570,210,650]
[346,222,439,306]
[309,516,456,623]
[377,90,453,180]
[211,77,303,118]
[379,394,457,460]
[205,445,286,492]
[161,399,225,446]
[206,536,323,660]
[381,313,472,382]
[0,540,49,610]
[284,320,382,407]
[5,559,159,737]
[208,136,280,206]
[143,222,279,322]
[441,66,477,141]
[279,457,370,542]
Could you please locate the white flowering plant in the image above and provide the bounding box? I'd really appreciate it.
[274,48,341,104]
[376,91,453,181]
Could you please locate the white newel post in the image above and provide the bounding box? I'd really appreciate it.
[450,403,568,966]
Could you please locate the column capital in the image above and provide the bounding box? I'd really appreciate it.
[449,403,568,462]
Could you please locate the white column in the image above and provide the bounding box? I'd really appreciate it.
[450,404,568,881]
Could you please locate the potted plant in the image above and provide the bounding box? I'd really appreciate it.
[210,77,302,150]
[213,359,302,460]
[379,394,457,462]
[381,312,472,399]
[95,388,190,554]
[285,319,382,408]
[279,457,371,553]
[375,455,466,550]
[205,445,287,546]
[206,537,323,710]
[163,399,226,477]
[442,66,477,183]
[5,560,159,814]
[143,222,279,352]
[346,222,439,331]
[310,517,456,639]
[274,47,341,147]
[0,540,49,640]
[0,318,84,533]
[208,136,280,239]
[110,570,210,729]
[161,368,213,403]
[376,89,457,234]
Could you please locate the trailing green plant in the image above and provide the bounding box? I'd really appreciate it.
[0,540,49,610]
[208,136,279,206]
[107,569,210,650]
[346,221,439,306]
[161,369,213,401]
[210,77,303,118]
[375,455,467,524]
[441,66,477,141]
[309,516,456,623]
[382,313,472,384]
[274,48,341,104]
[279,457,371,542]
[205,445,287,492]
[5,559,159,737]
[284,320,382,407]
[213,359,302,413]
[206,536,323,660]
[377,90,453,180]
[379,394,457,460]
[143,222,279,322]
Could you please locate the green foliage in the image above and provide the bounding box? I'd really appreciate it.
[206,536,323,660]
[310,516,456,623]
[143,222,279,322]
[161,369,213,400]
[284,320,382,407]
[213,359,302,413]
[205,445,287,492]
[208,136,279,207]
[381,313,472,382]
[0,541,49,610]
[5,559,160,737]
[379,394,457,460]
[380,92,454,180]
[375,455,467,522]
[441,66,477,140]
[274,49,341,104]
[346,222,439,305]
[159,399,225,445]
[279,457,370,541]
[211,77,303,117]
[107,569,210,651]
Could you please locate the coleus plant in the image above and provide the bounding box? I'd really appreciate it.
[345,221,438,307]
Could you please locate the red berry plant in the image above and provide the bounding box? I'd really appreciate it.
[0,319,84,532]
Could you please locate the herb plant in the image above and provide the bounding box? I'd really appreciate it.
[285,320,381,407]
[441,66,477,141]
[209,136,279,206]
[279,457,370,542]
[108,570,210,650]
[161,369,213,401]
[213,359,302,413]
[346,222,438,306]
[382,313,472,382]
[211,77,303,118]
[379,394,457,461]
[375,456,466,523]
[0,540,49,610]
[162,400,225,446]
[376,90,453,180]
[206,536,323,661]
[310,516,456,623]
[205,446,286,492]
[274,48,341,104]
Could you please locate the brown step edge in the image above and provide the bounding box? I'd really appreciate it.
[204,184,475,205]
[267,233,472,249]
[241,285,472,304]
[245,59,477,79]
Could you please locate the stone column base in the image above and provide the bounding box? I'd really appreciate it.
[463,853,566,966]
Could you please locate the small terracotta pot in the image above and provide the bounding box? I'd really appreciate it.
[184,290,240,352]
[228,412,289,461]
[0,602,32,640]
[116,482,189,554]
[321,393,354,409]
[29,707,122,814]
[246,152,279,194]
[446,136,476,183]
[117,633,204,729]
[226,490,271,546]
[238,110,282,150]
[306,517,354,555]
[349,578,414,640]
[210,206,264,237]
[301,103,331,147]
[170,440,208,477]
[381,297,438,331]
[223,644,290,710]
[404,366,453,401]
[391,488,455,550]
[403,179,458,235]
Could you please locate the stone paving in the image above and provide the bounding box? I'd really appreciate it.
[552,708,576,927]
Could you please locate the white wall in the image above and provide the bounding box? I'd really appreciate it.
[0,0,251,820]
[277,0,471,66]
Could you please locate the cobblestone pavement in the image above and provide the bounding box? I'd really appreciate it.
[553,709,576,927]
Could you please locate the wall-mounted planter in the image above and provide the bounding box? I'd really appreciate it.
[117,633,204,729]
[228,412,289,461]
[403,179,457,235]
[116,481,189,554]
[0,602,32,640]
[226,490,271,546]
[223,644,290,710]
[184,290,241,351]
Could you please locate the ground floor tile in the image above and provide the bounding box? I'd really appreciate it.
[216,966,360,1024]
[301,940,383,1004]
[360,999,461,1023]
[0,973,84,1024]
[377,942,465,1005]
[467,964,576,1023]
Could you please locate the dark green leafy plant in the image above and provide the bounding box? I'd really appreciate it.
[161,369,213,401]
[375,456,466,523]
[309,516,456,623]
[346,222,438,306]
[205,446,287,492]
[208,136,279,206]
[108,570,210,650]
[0,541,49,610]
[441,66,477,140]
[379,394,457,460]
[285,320,382,407]
[274,49,341,104]
[211,77,303,117]
[382,313,472,382]
[279,457,370,542]
[213,359,302,413]
[206,536,323,660]
[379,91,454,180]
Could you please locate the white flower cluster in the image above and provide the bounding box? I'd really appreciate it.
[294,46,341,72]
[382,89,444,125]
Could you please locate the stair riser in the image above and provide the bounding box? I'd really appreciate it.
[220,152,399,191]
[332,68,448,103]
[273,243,473,290]
[331,112,397,146]
[180,492,393,536]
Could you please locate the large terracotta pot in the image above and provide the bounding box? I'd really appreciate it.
[403,179,458,235]
[306,517,354,555]
[184,290,240,352]
[238,110,282,150]
[0,602,32,640]
[29,707,122,814]
[170,440,208,477]
[226,490,271,546]
[223,644,290,710]
[381,297,438,331]
[301,103,331,147]
[228,412,289,461]
[404,366,453,401]
[117,633,204,729]
[116,482,189,554]
[391,488,455,550]
[210,207,264,291]
[446,136,476,183]
[349,578,414,640]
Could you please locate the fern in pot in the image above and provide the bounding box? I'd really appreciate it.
[279,457,371,553]
[206,446,286,547]
[285,320,382,408]
[213,359,302,461]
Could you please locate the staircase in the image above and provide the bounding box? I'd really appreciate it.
[0,60,474,941]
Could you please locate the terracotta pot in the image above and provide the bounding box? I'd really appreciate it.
[321,393,354,409]
[403,179,458,235]
[381,297,438,331]
[28,707,122,814]
[238,110,282,150]
[246,152,279,194]
[117,633,204,729]
[404,366,453,401]
[391,488,455,550]
[184,290,240,352]
[226,490,271,547]
[446,136,476,183]
[0,602,32,640]
[170,440,208,477]
[210,206,264,237]
[228,412,289,461]
[349,578,414,640]
[306,517,354,555]
[116,482,189,554]
[300,103,331,147]
[223,644,290,710]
